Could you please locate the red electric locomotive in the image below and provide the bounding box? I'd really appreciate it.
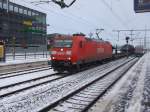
[50,34,112,72]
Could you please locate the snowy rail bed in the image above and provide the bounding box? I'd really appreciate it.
[47,58,137,112]
[90,53,148,112]
[0,59,49,74]
[0,57,135,112]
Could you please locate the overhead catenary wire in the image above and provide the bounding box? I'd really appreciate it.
[100,0,129,29]
[115,0,142,30]
[20,0,90,33]
[48,2,115,39]
[25,0,99,29]
[13,0,129,40]
[24,0,114,32]
[21,0,114,37]
[31,0,77,9]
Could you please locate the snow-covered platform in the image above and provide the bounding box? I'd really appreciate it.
[90,53,150,112]
[0,58,49,74]
[0,58,48,66]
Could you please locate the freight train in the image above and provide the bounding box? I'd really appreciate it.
[48,34,140,73]
[120,44,144,57]
[49,34,113,72]
[120,44,135,55]
[134,45,144,57]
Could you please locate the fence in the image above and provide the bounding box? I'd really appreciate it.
[6,51,49,61]
[4,45,50,61]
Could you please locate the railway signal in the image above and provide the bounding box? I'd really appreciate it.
[126,36,130,58]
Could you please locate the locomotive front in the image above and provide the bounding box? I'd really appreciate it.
[50,35,74,72]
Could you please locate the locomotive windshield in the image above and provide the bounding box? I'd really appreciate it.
[54,40,72,48]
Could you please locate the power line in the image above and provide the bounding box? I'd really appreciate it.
[31,0,77,9]
[28,0,115,36]
[21,0,81,32]
[17,0,123,38]
[29,1,117,37]
[101,0,129,29]
[22,0,98,29]
[113,29,150,48]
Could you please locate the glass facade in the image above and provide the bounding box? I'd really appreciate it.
[0,0,47,48]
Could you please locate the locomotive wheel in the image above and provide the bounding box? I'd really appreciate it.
[54,68,64,73]
[76,64,80,72]
[68,66,74,73]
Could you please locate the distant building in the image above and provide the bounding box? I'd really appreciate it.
[0,0,47,52]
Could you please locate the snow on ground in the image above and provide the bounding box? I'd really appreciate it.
[0,58,128,112]
[0,69,55,88]
[125,57,147,112]
[0,52,50,66]
[141,56,150,112]
[0,58,48,66]
[90,53,148,112]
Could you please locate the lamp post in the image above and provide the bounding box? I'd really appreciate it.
[112,30,120,55]
[126,36,130,58]
[12,36,16,60]
[6,0,9,13]
[45,24,50,58]
[6,0,9,61]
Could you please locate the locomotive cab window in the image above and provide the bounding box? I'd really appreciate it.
[54,40,72,48]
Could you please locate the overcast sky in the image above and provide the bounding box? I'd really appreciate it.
[10,0,150,46]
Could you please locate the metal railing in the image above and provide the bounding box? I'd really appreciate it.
[6,51,49,61]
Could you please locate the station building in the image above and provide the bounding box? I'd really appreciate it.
[0,0,47,53]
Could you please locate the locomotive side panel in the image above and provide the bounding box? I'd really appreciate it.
[96,42,112,61]
[71,36,85,64]
[83,40,97,63]
[50,34,113,72]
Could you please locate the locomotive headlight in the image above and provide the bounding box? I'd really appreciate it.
[52,57,55,59]
[51,51,57,55]
[66,51,72,55]
[68,57,71,60]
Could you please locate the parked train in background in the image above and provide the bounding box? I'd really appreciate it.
[120,44,135,55]
[120,44,144,57]
[134,45,145,57]
[49,34,112,72]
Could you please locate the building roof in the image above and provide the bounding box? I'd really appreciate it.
[0,1,46,16]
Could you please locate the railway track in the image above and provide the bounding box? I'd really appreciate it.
[0,60,48,74]
[0,65,52,79]
[0,57,136,112]
[0,58,125,99]
[40,58,138,112]
[0,73,63,98]
[0,56,123,80]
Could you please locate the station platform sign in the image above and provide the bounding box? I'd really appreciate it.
[134,0,150,13]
